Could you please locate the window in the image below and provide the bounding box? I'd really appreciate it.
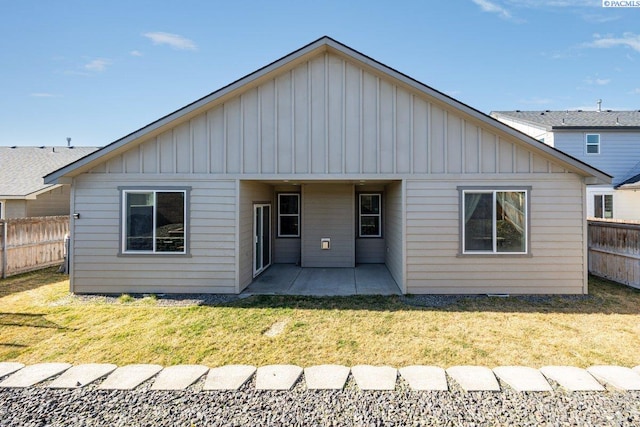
[594,194,613,219]
[586,134,600,154]
[0,200,4,220]
[122,189,187,254]
[278,193,299,237]
[359,193,381,237]
[462,189,528,254]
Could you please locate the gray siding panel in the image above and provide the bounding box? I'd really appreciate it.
[302,184,354,267]
[356,238,385,263]
[25,186,71,217]
[384,181,404,290]
[274,239,301,264]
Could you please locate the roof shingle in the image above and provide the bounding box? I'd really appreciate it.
[492,110,640,129]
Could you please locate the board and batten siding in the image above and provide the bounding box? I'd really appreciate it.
[70,174,237,294]
[405,174,587,294]
[302,184,354,267]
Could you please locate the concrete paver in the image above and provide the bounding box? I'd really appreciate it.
[351,365,397,391]
[446,366,500,392]
[203,365,256,391]
[255,365,303,390]
[399,366,448,391]
[587,365,640,391]
[540,366,605,392]
[493,366,552,392]
[304,365,350,390]
[48,363,117,388]
[0,363,71,388]
[151,365,209,390]
[98,364,163,390]
[0,362,24,379]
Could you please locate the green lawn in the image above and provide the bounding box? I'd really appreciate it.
[1,268,639,368]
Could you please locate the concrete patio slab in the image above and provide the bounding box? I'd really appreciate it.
[446,366,500,392]
[0,362,24,379]
[98,364,163,390]
[304,365,350,390]
[493,366,552,392]
[151,365,209,390]
[203,365,256,391]
[354,264,401,295]
[288,268,356,296]
[244,264,301,294]
[0,363,71,388]
[48,363,117,388]
[540,366,604,392]
[351,365,397,390]
[587,366,640,391]
[255,365,303,390]
[399,366,448,391]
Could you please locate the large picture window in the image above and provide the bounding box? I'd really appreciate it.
[462,189,528,254]
[278,193,299,237]
[122,189,187,254]
[359,193,381,237]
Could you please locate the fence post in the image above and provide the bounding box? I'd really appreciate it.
[1,220,6,279]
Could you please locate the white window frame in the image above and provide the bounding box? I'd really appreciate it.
[0,200,4,220]
[594,194,613,219]
[277,193,300,238]
[359,193,382,238]
[461,188,529,255]
[586,134,600,155]
[121,188,188,255]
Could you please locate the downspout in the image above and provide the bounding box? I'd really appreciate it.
[1,220,7,279]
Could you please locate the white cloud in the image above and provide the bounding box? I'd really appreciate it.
[143,32,197,50]
[130,50,143,57]
[471,0,513,20]
[29,93,56,98]
[84,58,111,72]
[630,88,640,95]
[584,76,611,85]
[586,32,640,52]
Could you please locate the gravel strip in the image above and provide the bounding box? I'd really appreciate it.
[1,382,638,426]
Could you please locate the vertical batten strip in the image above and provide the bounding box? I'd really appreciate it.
[274,77,279,174]
[460,119,466,174]
[173,129,178,174]
[496,138,500,174]
[477,127,483,172]
[308,61,312,173]
[426,102,431,174]
[190,119,195,174]
[257,86,262,174]
[155,137,160,174]
[324,52,329,174]
[342,59,347,174]
[410,94,414,174]
[206,111,212,174]
[443,110,448,174]
[359,69,364,174]
[376,77,381,174]
[290,69,295,174]
[223,104,228,174]
[240,95,244,174]
[392,85,397,173]
[139,144,144,173]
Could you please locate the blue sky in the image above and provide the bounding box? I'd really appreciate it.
[2,0,639,147]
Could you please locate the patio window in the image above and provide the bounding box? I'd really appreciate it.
[278,193,299,237]
[359,193,381,237]
[461,189,528,254]
[586,134,600,154]
[594,194,613,219]
[121,189,188,254]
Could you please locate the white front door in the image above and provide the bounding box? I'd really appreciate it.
[253,204,271,276]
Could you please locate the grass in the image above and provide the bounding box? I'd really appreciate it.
[1,268,639,368]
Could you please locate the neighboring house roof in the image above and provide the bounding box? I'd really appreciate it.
[44,36,611,185]
[491,110,640,131]
[0,146,99,199]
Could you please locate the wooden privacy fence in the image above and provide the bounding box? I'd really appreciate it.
[0,216,69,278]
[588,218,640,289]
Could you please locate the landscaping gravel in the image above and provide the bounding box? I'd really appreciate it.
[1,378,639,426]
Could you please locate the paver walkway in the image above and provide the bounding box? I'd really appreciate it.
[2,362,640,392]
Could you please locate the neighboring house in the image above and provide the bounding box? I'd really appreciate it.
[0,146,98,219]
[491,110,640,220]
[45,37,610,295]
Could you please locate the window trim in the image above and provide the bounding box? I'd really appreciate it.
[0,200,4,220]
[358,193,382,238]
[586,133,600,155]
[277,193,300,238]
[118,186,191,257]
[458,186,531,257]
[593,193,613,219]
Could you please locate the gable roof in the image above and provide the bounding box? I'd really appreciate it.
[1,146,99,199]
[45,36,611,185]
[492,110,640,131]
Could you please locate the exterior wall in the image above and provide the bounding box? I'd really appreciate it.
[552,131,640,186]
[26,186,72,217]
[355,184,386,264]
[586,186,640,221]
[405,174,586,294]
[273,185,301,264]
[3,200,27,219]
[491,116,551,146]
[238,181,274,290]
[301,184,354,267]
[71,174,237,294]
[384,181,404,291]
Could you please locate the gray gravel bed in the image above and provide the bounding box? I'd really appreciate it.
[1,381,638,427]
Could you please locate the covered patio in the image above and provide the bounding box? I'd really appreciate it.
[242,264,401,296]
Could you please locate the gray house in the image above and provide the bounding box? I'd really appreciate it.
[45,37,610,295]
[491,110,640,220]
[0,146,98,219]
